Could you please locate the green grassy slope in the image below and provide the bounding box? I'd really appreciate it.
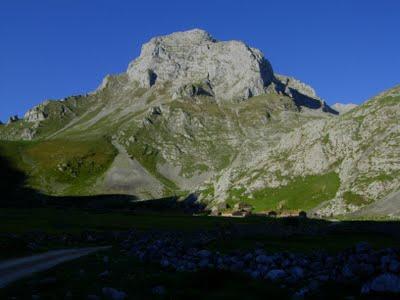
[0,138,117,195]
[228,172,340,212]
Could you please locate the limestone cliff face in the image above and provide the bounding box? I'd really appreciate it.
[126,29,274,101]
[275,74,319,100]
[24,103,49,122]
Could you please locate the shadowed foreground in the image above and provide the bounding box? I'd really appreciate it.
[2,154,400,298]
[0,246,110,288]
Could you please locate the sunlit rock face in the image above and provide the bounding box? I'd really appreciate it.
[332,103,358,114]
[127,29,274,101]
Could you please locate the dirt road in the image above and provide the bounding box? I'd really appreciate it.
[0,246,110,288]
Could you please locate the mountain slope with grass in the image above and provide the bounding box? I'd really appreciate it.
[0,29,398,216]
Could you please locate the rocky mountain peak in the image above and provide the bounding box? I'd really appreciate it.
[127,29,274,101]
[147,28,215,45]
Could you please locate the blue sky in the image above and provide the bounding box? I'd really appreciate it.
[1,0,399,122]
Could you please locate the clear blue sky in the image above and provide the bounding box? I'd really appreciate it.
[1,0,399,122]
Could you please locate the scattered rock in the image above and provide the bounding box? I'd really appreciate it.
[160,258,170,268]
[265,269,286,281]
[152,285,166,295]
[197,249,211,258]
[256,255,272,264]
[198,258,210,268]
[290,266,304,279]
[362,273,400,294]
[389,260,400,273]
[102,287,127,300]
[99,270,110,278]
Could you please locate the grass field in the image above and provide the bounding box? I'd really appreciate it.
[0,208,261,233]
[228,172,340,212]
[0,138,117,195]
[343,191,372,206]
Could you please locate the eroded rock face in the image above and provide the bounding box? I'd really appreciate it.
[275,74,319,100]
[127,29,274,101]
[24,105,47,122]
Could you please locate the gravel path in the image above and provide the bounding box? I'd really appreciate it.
[0,246,111,288]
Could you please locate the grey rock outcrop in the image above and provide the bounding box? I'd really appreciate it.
[102,287,127,300]
[7,115,19,125]
[24,105,47,122]
[127,29,274,101]
[332,103,358,114]
[273,75,338,114]
[362,273,400,294]
[275,74,319,99]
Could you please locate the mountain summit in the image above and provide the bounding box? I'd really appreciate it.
[126,29,273,101]
[0,30,399,217]
[105,29,331,112]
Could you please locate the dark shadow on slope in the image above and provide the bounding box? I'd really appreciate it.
[273,77,339,115]
[0,153,205,213]
[0,156,44,207]
[127,193,205,213]
[289,89,339,115]
[46,193,205,213]
[0,156,25,197]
